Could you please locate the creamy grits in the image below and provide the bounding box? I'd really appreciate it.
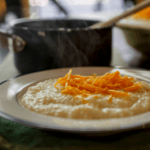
[19,73,150,120]
[19,79,150,119]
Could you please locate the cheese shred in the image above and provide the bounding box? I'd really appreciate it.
[54,69,142,104]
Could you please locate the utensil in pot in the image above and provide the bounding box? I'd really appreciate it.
[90,0,150,29]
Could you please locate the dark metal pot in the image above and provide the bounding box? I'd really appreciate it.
[0,19,112,74]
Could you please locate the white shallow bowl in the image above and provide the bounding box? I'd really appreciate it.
[116,17,150,55]
[1,66,150,136]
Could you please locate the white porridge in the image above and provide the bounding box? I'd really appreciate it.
[19,70,150,119]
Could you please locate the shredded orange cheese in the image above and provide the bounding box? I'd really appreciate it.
[132,6,150,20]
[54,69,142,104]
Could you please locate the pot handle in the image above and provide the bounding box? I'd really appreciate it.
[0,29,26,52]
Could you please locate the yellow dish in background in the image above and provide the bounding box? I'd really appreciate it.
[132,6,150,20]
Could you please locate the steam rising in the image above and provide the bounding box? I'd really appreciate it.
[42,19,111,68]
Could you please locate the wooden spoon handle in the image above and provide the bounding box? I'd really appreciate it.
[90,0,150,29]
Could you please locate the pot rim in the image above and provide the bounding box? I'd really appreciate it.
[8,18,112,32]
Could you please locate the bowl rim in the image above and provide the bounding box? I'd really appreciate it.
[116,17,150,32]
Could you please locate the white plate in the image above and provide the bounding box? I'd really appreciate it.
[1,67,150,136]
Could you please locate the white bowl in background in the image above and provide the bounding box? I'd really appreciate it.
[116,18,150,56]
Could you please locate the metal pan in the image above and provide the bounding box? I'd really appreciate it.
[0,19,112,74]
